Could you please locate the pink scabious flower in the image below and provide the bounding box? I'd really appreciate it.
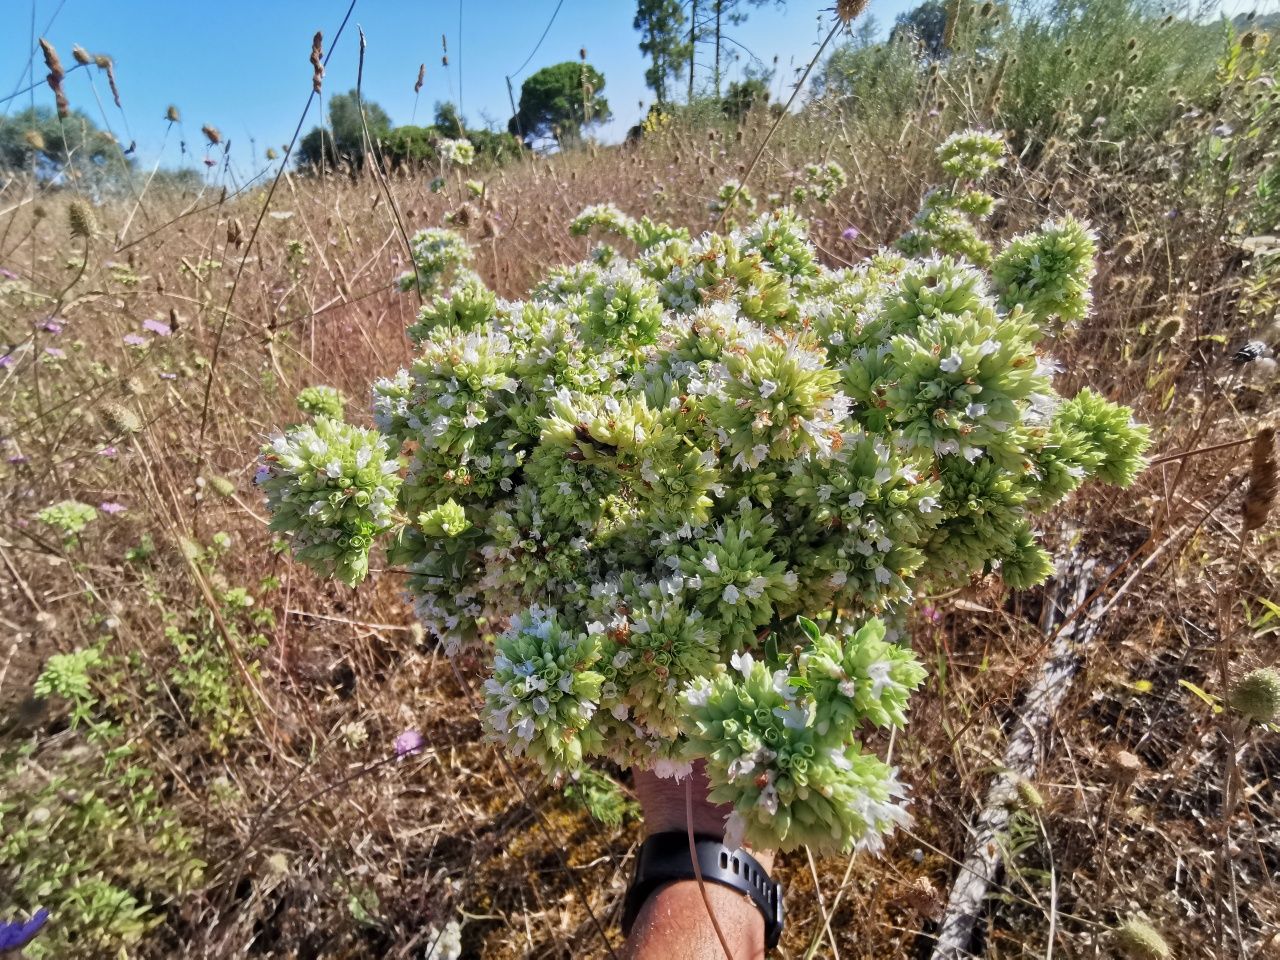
[100,501,127,514]
[44,346,65,359]
[143,319,172,336]
[123,334,147,347]
[0,267,18,280]
[98,446,118,457]
[0,354,13,368]
[841,226,860,241]
[394,729,424,757]
[43,320,63,333]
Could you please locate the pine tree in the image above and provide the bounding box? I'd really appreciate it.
[634,0,691,107]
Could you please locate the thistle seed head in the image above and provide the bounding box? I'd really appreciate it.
[1228,667,1280,723]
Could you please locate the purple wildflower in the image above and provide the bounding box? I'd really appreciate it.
[254,465,271,485]
[160,372,178,380]
[0,908,50,951]
[394,729,424,757]
[0,354,12,369]
[143,319,172,336]
[920,605,943,625]
[123,334,147,347]
[7,454,29,464]
[841,226,861,241]
[98,446,118,457]
[0,267,17,280]
[100,502,127,514]
[43,320,63,334]
[44,346,65,359]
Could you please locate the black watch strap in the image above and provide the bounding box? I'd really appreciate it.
[621,832,784,950]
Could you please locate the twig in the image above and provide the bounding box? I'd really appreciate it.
[687,777,735,960]
[932,542,1103,958]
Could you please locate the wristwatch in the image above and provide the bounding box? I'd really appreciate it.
[621,832,784,950]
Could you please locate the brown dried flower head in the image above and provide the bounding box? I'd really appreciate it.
[310,32,325,94]
[836,0,869,24]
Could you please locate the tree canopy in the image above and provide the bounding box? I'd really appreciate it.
[298,89,392,169]
[508,62,612,146]
[635,0,690,107]
[890,0,949,58]
[0,106,128,180]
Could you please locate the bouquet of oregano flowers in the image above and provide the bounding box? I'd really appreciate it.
[256,130,1148,854]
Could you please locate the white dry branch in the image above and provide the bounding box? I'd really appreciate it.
[932,544,1103,958]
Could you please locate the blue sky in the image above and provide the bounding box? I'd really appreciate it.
[3,0,1268,171]
[1,0,919,169]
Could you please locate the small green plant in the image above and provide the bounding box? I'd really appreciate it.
[35,500,97,542]
[563,767,639,828]
[708,178,756,224]
[6,650,204,958]
[296,384,346,419]
[34,648,103,730]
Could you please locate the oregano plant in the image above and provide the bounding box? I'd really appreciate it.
[255,130,1149,854]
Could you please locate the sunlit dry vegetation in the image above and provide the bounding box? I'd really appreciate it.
[1,0,1279,957]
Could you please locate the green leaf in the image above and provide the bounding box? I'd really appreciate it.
[1178,679,1223,713]
[796,616,821,644]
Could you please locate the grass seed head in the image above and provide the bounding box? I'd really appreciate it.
[102,401,141,436]
[1113,918,1171,959]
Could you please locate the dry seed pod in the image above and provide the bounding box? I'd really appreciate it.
[166,104,180,122]
[415,63,425,94]
[39,38,69,118]
[310,32,324,94]
[837,0,869,22]
[202,124,222,145]
[1242,427,1276,532]
[72,44,91,65]
[94,54,121,107]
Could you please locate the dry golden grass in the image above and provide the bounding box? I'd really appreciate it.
[2,92,1278,959]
